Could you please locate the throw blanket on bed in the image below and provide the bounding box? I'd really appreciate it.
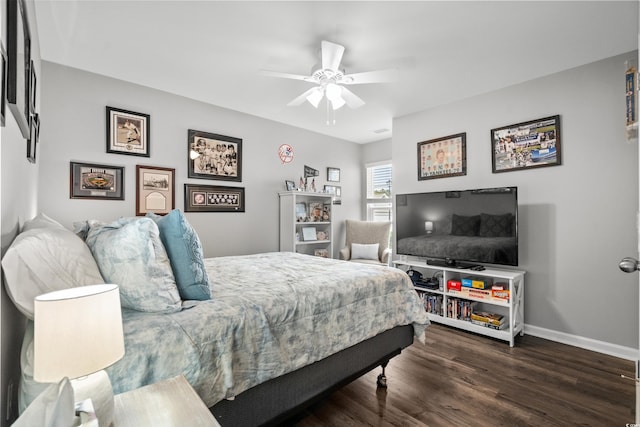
[105,252,428,407]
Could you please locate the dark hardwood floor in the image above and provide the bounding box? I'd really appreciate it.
[294,324,635,427]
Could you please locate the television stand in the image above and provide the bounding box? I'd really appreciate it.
[426,258,478,269]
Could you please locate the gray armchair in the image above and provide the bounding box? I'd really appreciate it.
[339,220,392,266]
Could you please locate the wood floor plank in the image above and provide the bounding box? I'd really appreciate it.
[294,324,635,427]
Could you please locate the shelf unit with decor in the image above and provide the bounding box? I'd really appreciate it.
[393,258,525,347]
[279,191,333,258]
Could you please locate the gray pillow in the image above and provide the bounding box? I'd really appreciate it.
[479,213,513,237]
[450,214,481,236]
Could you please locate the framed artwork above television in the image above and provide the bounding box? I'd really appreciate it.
[417,133,467,180]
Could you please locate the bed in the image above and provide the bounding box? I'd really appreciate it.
[2,212,429,426]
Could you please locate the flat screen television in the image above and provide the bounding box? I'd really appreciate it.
[395,187,518,268]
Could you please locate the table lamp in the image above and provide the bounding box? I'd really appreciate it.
[33,284,125,427]
[424,221,434,234]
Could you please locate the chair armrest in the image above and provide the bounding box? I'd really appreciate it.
[380,248,392,265]
[339,247,351,260]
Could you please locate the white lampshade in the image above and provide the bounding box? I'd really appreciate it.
[425,221,434,233]
[34,284,125,383]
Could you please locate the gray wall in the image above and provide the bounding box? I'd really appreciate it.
[0,1,41,424]
[393,52,640,349]
[38,62,363,259]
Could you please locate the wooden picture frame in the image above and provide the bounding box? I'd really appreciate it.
[327,167,340,182]
[417,133,467,180]
[188,129,242,182]
[136,165,175,216]
[491,115,561,173]
[184,184,245,212]
[7,0,31,138]
[70,161,124,200]
[106,106,150,157]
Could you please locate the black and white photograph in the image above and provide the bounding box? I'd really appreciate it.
[188,129,242,182]
[106,106,150,157]
[136,165,175,216]
[185,184,245,212]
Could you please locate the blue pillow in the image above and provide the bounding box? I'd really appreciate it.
[148,210,211,300]
[85,217,182,313]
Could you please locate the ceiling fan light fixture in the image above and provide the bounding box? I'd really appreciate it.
[306,88,324,108]
[325,83,342,101]
[331,96,346,110]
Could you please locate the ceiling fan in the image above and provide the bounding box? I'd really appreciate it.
[262,40,396,112]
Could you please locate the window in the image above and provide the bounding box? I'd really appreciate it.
[366,162,392,222]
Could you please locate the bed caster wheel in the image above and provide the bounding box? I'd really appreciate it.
[377,373,387,388]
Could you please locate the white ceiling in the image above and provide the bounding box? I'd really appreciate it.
[34,1,638,144]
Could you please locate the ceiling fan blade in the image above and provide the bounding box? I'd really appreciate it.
[287,87,322,107]
[340,86,365,109]
[341,69,398,85]
[321,40,345,71]
[260,70,311,81]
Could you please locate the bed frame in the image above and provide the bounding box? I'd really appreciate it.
[210,324,415,426]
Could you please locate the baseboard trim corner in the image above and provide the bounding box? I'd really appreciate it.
[524,324,637,361]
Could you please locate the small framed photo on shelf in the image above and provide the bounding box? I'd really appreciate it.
[106,106,150,157]
[70,161,124,200]
[327,167,340,182]
[295,202,307,222]
[136,165,175,216]
[490,115,561,173]
[302,226,317,241]
[285,180,296,191]
[184,184,245,212]
[417,132,466,180]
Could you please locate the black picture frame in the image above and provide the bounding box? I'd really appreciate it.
[285,180,296,191]
[327,167,340,182]
[417,133,467,181]
[106,106,150,157]
[490,115,562,173]
[7,0,31,139]
[70,161,125,200]
[0,44,7,127]
[188,129,242,182]
[27,112,38,163]
[184,184,245,212]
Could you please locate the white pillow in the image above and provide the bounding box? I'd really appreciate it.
[1,219,105,319]
[351,243,380,260]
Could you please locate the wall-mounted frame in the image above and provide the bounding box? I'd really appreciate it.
[417,132,467,180]
[327,167,340,182]
[136,165,175,216]
[188,129,242,181]
[0,45,7,127]
[27,112,38,163]
[304,165,319,178]
[28,59,36,113]
[491,115,561,173]
[184,184,245,212]
[106,106,150,157]
[7,0,31,138]
[70,161,124,200]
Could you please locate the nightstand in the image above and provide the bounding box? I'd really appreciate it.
[113,375,220,426]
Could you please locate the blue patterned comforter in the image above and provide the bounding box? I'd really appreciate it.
[106,252,429,407]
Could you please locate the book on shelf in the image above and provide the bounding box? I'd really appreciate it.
[471,319,507,330]
[470,311,505,327]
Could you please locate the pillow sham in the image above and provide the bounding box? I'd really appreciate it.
[1,216,105,319]
[147,210,211,301]
[85,217,182,313]
[451,214,481,236]
[479,213,513,237]
[351,243,380,261]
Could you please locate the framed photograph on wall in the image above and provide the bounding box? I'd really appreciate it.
[417,133,467,180]
[327,167,340,182]
[136,165,175,216]
[7,0,31,138]
[184,184,245,212]
[27,112,38,163]
[70,161,124,200]
[106,106,150,157]
[490,115,561,173]
[0,45,7,127]
[188,129,242,181]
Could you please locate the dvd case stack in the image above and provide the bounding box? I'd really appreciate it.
[447,297,477,321]
[416,291,443,316]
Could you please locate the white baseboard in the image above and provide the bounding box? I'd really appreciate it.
[524,324,638,361]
